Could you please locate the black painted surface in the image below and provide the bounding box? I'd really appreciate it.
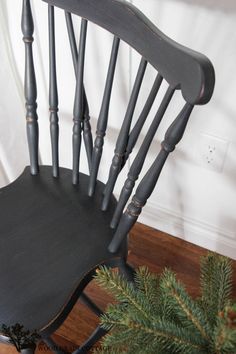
[43,0,215,105]
[124,73,163,164]
[1,1,215,350]
[73,326,107,353]
[21,348,36,354]
[88,36,120,197]
[110,85,175,229]
[109,104,193,253]
[102,58,147,211]
[0,166,126,334]
[22,0,39,175]
[48,5,59,178]
[43,337,65,354]
[65,13,93,174]
[72,19,87,185]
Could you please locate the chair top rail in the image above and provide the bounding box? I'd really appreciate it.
[43,0,215,105]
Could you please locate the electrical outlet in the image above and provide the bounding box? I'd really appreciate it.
[196,134,228,172]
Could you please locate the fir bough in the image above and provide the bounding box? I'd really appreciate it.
[94,253,236,354]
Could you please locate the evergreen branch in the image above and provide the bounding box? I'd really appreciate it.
[95,267,151,321]
[100,322,135,347]
[100,317,205,353]
[211,306,236,353]
[134,266,159,304]
[200,253,233,327]
[94,253,235,354]
[128,321,202,351]
[160,269,210,340]
[215,259,232,311]
[214,325,236,354]
[214,322,230,353]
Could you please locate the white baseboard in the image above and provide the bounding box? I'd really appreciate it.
[139,200,236,260]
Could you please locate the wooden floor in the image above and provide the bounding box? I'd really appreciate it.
[1,223,236,353]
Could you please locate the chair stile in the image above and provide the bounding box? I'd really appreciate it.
[49,5,59,178]
[109,103,194,253]
[72,18,88,185]
[101,57,147,211]
[22,0,39,176]
[110,85,175,229]
[65,12,93,173]
[88,36,120,197]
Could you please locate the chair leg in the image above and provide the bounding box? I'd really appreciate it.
[74,262,135,354]
[72,325,107,354]
[43,336,68,354]
[20,346,36,354]
[79,293,103,317]
[119,261,135,282]
[42,264,133,354]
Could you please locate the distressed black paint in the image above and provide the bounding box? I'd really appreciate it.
[22,0,39,175]
[102,58,147,211]
[43,0,215,105]
[111,86,175,229]
[88,36,120,197]
[49,5,59,178]
[1,0,215,352]
[72,19,87,185]
[65,13,93,174]
[109,104,194,253]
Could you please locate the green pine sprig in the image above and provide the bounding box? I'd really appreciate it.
[199,253,233,327]
[94,253,236,354]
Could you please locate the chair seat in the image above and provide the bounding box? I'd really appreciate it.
[0,166,127,337]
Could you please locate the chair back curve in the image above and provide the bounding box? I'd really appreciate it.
[21,0,215,253]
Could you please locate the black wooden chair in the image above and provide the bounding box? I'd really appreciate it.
[0,0,215,353]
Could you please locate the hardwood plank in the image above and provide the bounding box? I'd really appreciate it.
[0,343,16,354]
[55,223,236,349]
[1,222,235,353]
[129,223,236,298]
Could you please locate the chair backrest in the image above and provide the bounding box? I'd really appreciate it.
[21,0,215,253]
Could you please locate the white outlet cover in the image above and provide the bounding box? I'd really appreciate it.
[195,133,229,173]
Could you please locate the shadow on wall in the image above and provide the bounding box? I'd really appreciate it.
[173,0,236,12]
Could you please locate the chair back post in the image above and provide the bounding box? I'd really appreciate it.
[64,12,93,173]
[72,19,88,185]
[22,0,39,175]
[109,103,194,253]
[48,5,59,178]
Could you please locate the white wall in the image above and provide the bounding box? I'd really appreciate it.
[132,0,236,259]
[1,0,236,259]
[130,0,236,258]
[0,2,28,186]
